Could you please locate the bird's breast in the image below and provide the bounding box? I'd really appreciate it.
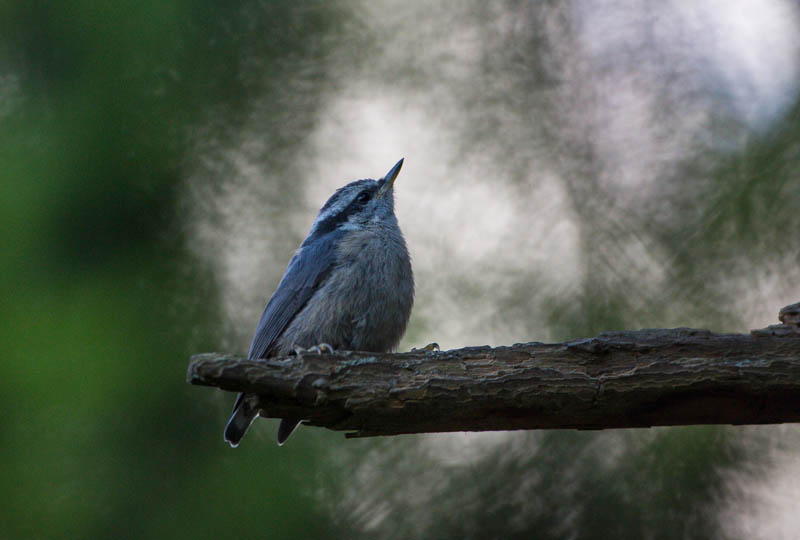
[278,227,413,354]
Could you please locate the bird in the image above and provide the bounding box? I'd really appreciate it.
[224,158,414,447]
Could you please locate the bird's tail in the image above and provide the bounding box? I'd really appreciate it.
[224,393,259,448]
[277,419,302,445]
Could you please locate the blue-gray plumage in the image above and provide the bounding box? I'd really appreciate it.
[224,159,414,447]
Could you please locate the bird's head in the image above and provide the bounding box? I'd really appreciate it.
[304,158,404,243]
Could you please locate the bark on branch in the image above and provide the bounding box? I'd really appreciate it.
[187,303,800,438]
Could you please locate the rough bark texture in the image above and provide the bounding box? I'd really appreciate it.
[188,316,800,438]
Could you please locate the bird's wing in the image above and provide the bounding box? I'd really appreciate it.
[247,230,343,360]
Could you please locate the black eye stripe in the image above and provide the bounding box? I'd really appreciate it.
[303,185,378,245]
[319,179,374,213]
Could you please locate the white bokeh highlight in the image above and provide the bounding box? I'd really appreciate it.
[183,0,800,536]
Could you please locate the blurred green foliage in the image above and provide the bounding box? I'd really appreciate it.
[2,1,799,539]
[0,1,350,538]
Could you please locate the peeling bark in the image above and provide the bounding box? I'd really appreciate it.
[188,306,800,438]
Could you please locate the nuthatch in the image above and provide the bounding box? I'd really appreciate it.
[224,159,414,446]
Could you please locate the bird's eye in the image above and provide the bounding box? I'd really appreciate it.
[356,191,371,203]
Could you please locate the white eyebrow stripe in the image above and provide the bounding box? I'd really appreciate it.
[308,186,359,235]
[306,179,379,236]
[319,193,353,220]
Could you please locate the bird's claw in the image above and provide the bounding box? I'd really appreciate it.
[293,343,335,356]
[411,342,440,352]
[311,343,334,354]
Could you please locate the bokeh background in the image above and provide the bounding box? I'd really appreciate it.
[3,1,800,538]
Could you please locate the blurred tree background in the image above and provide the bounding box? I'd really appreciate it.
[2,1,799,539]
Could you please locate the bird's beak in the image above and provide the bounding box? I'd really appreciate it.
[375,158,404,200]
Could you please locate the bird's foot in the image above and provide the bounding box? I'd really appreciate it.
[293,343,335,356]
[411,342,440,352]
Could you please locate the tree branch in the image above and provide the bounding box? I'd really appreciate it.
[187,302,800,438]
